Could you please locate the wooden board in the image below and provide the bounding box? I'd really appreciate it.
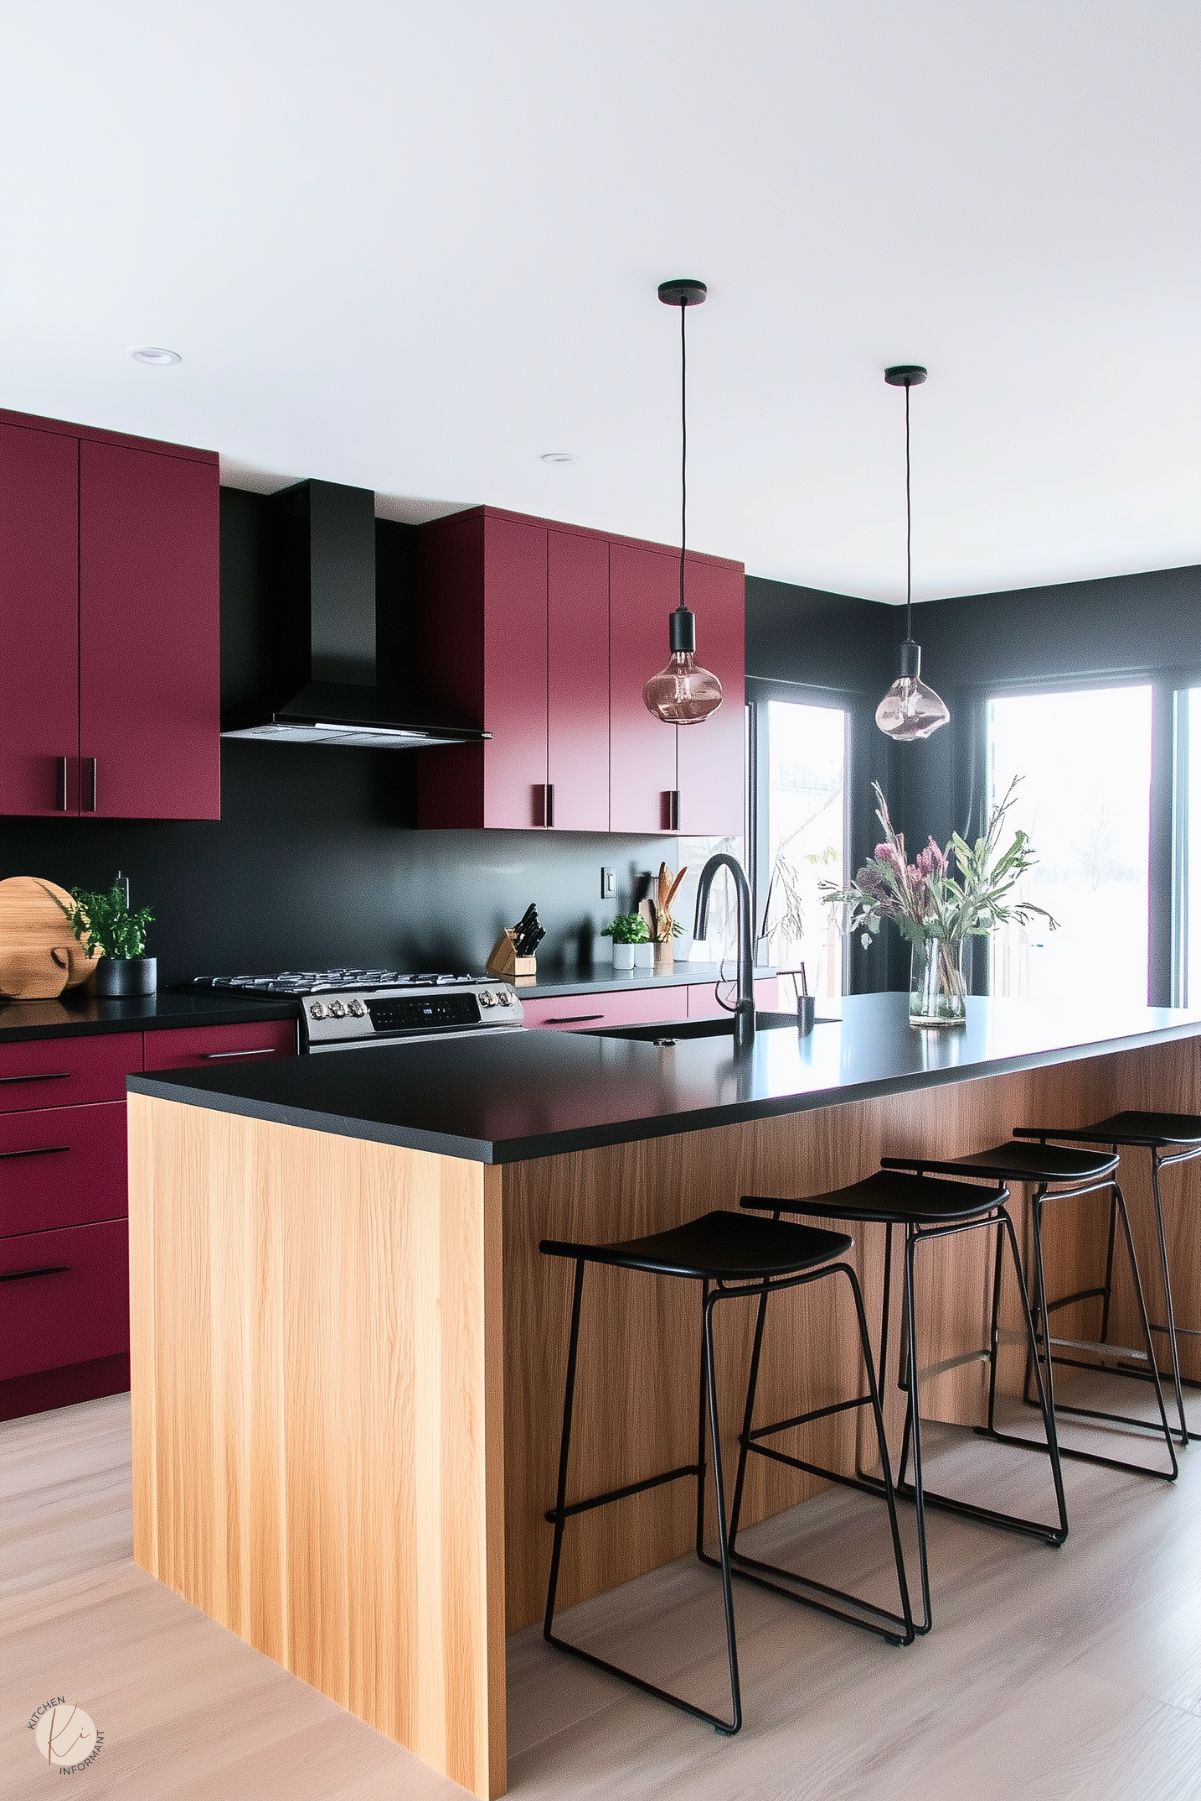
[0,874,96,998]
[127,1097,506,1801]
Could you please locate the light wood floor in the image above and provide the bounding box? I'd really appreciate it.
[3,1392,1201,1800]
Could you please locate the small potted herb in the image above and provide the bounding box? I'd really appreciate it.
[58,882,157,997]
[601,912,650,972]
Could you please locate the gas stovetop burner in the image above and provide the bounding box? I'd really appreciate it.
[192,970,483,996]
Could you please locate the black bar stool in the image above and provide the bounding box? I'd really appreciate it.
[883,1140,1179,1483]
[742,1167,1067,1636]
[540,1209,913,1737]
[1013,1114,1201,1446]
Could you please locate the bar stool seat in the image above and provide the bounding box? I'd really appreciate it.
[776,1165,1062,1222]
[742,1168,1067,1635]
[1015,1116,1201,1448]
[1017,1113,1201,1148]
[542,1209,852,1280]
[540,1209,913,1737]
[883,1142,1118,1186]
[886,1137,1179,1480]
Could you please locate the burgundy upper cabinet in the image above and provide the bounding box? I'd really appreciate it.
[0,410,220,821]
[0,423,81,814]
[547,529,609,830]
[417,506,745,836]
[416,510,610,831]
[673,555,746,839]
[609,542,679,833]
[79,441,220,819]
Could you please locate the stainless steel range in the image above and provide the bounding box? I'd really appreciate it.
[191,970,524,1051]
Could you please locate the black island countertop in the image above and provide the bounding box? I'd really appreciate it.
[126,992,1201,1165]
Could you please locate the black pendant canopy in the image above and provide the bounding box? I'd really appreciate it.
[875,364,949,742]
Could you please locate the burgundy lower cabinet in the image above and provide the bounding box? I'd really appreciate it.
[0,1220,129,1383]
[0,1102,127,1235]
[521,986,690,1032]
[0,1030,141,1111]
[0,1019,297,1420]
[142,1017,298,1071]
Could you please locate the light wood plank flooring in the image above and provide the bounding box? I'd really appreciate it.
[2,1392,1201,1799]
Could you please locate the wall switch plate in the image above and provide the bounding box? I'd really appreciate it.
[601,866,617,899]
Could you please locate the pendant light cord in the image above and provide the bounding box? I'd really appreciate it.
[904,380,913,641]
[678,298,688,612]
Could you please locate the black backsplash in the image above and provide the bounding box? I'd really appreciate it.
[0,489,682,984]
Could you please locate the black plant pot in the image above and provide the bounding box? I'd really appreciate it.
[94,956,157,997]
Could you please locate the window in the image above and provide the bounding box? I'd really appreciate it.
[986,685,1153,1006]
[1176,687,1201,1006]
[755,699,848,998]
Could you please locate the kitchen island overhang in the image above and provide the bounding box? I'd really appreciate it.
[126,995,1201,1798]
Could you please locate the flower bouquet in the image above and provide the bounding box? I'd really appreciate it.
[821,778,1056,1026]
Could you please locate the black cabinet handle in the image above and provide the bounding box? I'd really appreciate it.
[85,756,98,813]
[56,755,69,811]
[546,782,556,829]
[0,1144,69,1162]
[200,1047,280,1060]
[0,1072,71,1086]
[665,788,680,830]
[0,1264,69,1283]
[542,1013,605,1025]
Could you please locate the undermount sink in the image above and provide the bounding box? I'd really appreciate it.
[581,1011,836,1044]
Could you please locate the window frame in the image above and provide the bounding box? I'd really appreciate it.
[746,676,856,996]
[965,667,1196,1007]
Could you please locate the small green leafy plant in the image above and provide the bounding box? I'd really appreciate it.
[601,912,650,945]
[58,884,155,961]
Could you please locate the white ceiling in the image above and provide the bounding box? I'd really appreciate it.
[3,2,1200,602]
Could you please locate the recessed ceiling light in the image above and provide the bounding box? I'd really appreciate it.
[540,450,578,464]
[130,346,182,366]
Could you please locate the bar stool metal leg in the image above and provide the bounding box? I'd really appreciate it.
[720,1263,914,1646]
[1017,1180,1179,1481]
[1149,1152,1191,1445]
[543,1260,743,1735]
[896,1211,1068,1634]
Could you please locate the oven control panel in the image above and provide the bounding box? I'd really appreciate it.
[303,981,522,1049]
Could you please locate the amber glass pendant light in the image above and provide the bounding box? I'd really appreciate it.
[875,364,950,742]
[643,278,724,725]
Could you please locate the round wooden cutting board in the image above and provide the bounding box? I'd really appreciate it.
[0,876,99,1000]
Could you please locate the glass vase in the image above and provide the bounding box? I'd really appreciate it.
[909,936,967,1028]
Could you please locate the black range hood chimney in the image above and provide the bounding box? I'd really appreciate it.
[221,479,488,750]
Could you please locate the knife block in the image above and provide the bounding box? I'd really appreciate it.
[486,929,537,984]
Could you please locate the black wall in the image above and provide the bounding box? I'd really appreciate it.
[0,490,684,984]
[894,562,1201,854]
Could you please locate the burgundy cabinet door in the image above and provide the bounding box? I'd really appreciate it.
[79,441,220,820]
[547,530,609,830]
[0,1101,127,1237]
[481,514,548,828]
[0,1218,129,1380]
[674,558,746,839]
[0,424,80,815]
[609,542,679,833]
[143,1018,297,1070]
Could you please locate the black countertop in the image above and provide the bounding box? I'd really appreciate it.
[0,964,764,1044]
[127,992,1201,1165]
[0,989,301,1042]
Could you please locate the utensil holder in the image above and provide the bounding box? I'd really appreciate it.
[487,930,537,984]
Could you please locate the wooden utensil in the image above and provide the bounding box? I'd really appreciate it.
[0,876,98,1000]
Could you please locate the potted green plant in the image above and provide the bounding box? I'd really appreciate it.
[601,912,650,972]
[57,883,157,997]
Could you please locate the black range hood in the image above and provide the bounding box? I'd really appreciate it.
[221,479,488,750]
